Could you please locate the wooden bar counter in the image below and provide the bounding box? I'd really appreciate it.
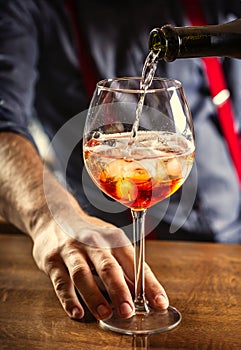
[1,228,241,349]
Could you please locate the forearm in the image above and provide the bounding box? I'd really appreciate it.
[0,132,49,235]
[0,132,83,238]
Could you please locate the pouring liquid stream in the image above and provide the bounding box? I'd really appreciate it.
[128,50,161,148]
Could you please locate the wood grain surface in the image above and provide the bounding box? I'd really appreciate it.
[1,232,241,349]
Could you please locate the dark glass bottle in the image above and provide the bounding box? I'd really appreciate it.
[149,18,241,62]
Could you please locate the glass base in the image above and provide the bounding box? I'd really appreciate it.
[99,306,181,335]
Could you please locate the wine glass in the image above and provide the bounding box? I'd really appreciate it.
[83,77,195,335]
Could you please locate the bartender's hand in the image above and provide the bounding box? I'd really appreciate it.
[32,210,169,320]
[0,132,168,321]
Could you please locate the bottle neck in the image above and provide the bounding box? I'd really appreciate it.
[149,18,241,62]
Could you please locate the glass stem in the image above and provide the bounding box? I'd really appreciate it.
[131,209,150,314]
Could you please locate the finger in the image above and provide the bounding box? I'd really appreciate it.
[113,246,169,309]
[64,252,113,320]
[112,244,135,280]
[89,247,135,319]
[144,264,169,309]
[48,260,85,319]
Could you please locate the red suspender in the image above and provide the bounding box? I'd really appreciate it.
[183,0,241,185]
